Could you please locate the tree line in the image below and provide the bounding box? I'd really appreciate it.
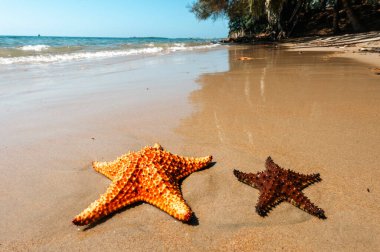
[190,0,380,40]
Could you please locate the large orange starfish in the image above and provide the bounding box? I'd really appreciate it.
[73,143,212,225]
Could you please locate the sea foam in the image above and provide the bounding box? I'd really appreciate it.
[0,43,220,65]
[19,45,50,51]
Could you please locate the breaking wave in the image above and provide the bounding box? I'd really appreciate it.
[0,42,220,65]
[19,44,50,51]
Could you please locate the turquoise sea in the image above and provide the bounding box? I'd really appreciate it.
[0,36,220,64]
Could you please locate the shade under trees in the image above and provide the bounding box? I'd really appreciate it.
[190,0,380,40]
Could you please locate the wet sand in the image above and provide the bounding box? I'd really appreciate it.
[1,45,379,251]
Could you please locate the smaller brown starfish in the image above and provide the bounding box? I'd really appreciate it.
[233,157,326,219]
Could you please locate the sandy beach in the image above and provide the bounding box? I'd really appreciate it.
[1,34,380,251]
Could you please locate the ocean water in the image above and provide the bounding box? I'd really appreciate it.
[0,36,220,64]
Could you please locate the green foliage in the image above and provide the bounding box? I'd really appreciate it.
[190,0,228,20]
[190,0,378,39]
[190,0,287,35]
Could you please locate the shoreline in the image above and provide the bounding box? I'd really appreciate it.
[223,31,380,67]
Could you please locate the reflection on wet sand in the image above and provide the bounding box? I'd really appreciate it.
[181,45,380,162]
[177,45,380,249]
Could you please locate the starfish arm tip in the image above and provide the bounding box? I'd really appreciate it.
[198,155,212,165]
[72,216,85,226]
[153,143,164,150]
[200,155,212,163]
[183,212,192,222]
[92,160,105,170]
[233,169,249,182]
[316,208,327,219]
[233,169,241,177]
[265,156,276,170]
[256,207,268,217]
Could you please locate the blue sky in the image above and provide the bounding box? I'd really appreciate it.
[0,0,228,38]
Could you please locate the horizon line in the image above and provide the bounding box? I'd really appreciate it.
[0,34,225,40]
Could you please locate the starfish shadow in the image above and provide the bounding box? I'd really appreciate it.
[83,202,143,231]
[83,203,200,231]
[177,161,216,190]
[196,161,217,172]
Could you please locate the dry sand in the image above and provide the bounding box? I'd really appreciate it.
[283,31,380,67]
[1,34,380,251]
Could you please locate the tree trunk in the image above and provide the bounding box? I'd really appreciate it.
[333,0,341,34]
[341,0,364,32]
[287,0,305,36]
[320,0,328,10]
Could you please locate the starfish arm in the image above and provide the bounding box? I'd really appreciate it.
[286,187,326,219]
[92,160,121,180]
[233,170,262,189]
[143,180,193,222]
[265,156,279,171]
[256,186,285,217]
[139,147,212,180]
[266,157,322,189]
[92,153,132,180]
[73,163,138,226]
[288,170,322,189]
[163,152,212,180]
[177,156,212,180]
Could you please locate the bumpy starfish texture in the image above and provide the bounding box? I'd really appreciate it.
[233,157,326,219]
[73,143,212,225]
